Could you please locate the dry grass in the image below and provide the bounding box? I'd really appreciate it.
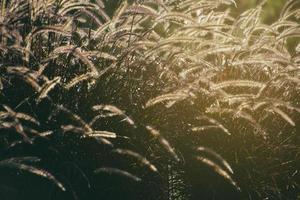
[0,0,299,199]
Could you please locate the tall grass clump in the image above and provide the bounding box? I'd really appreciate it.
[1,0,300,199]
[0,0,166,199]
[107,0,299,199]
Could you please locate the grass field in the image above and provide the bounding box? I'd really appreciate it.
[0,0,299,199]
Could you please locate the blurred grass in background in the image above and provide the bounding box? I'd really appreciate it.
[104,0,299,53]
[235,0,286,23]
[234,0,299,53]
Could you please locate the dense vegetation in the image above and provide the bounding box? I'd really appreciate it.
[0,0,299,199]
